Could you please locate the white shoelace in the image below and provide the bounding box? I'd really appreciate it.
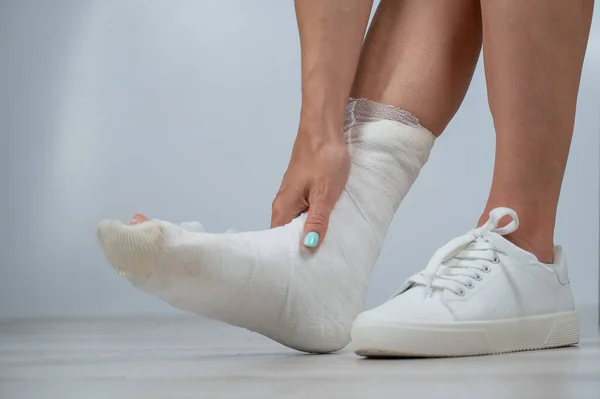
[407,207,520,297]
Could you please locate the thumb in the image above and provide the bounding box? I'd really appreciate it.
[302,198,333,251]
[271,187,309,229]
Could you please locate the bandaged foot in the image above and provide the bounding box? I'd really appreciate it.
[97,99,435,353]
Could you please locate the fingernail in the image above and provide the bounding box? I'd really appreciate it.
[303,232,319,248]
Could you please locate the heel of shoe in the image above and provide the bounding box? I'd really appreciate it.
[545,311,580,347]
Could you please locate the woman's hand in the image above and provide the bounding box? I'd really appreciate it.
[271,124,350,250]
[279,0,372,249]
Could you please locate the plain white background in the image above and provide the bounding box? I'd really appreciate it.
[0,0,598,319]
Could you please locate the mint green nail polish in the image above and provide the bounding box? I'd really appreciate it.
[304,232,319,248]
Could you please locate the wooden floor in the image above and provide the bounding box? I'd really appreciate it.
[1,308,599,399]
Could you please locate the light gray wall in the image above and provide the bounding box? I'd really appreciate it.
[1,0,598,319]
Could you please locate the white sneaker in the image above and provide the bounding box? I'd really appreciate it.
[351,207,580,357]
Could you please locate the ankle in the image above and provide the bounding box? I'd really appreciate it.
[503,233,555,264]
[478,207,556,263]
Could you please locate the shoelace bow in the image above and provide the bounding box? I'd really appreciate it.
[407,207,520,297]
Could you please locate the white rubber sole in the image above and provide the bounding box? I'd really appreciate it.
[351,311,580,357]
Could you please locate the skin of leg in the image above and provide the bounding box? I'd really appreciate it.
[131,0,482,224]
[351,0,483,135]
[479,0,594,263]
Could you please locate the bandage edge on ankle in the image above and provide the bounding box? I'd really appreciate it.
[345,97,433,136]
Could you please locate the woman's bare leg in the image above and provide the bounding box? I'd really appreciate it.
[479,0,594,262]
[351,0,483,134]
[351,0,592,358]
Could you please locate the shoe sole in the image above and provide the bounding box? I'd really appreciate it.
[352,311,579,357]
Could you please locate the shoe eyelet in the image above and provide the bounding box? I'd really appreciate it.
[483,265,491,273]
[492,256,500,264]
[474,274,483,281]
[457,289,466,297]
[467,282,475,289]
